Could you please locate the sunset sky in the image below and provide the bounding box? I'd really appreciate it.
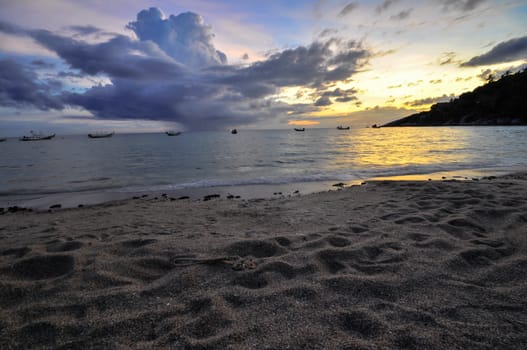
[1,0,526,135]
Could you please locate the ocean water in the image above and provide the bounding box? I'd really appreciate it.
[1,126,527,207]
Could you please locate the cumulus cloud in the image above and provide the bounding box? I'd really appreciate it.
[461,36,527,67]
[0,8,371,130]
[0,59,64,110]
[126,7,227,69]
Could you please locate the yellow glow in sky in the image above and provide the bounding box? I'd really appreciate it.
[288,120,320,126]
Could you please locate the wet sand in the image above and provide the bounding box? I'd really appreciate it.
[1,173,526,349]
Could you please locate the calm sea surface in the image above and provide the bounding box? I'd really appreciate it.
[1,127,527,206]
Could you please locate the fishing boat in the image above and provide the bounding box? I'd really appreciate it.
[231,129,238,134]
[88,131,114,138]
[294,128,305,132]
[166,131,181,136]
[19,131,55,141]
[336,125,350,130]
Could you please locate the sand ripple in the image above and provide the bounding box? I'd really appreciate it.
[1,173,527,348]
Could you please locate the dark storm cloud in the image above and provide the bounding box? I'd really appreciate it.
[58,33,368,127]
[65,79,189,121]
[461,36,527,67]
[338,3,358,17]
[234,82,277,99]
[28,30,186,80]
[57,71,85,78]
[67,25,101,35]
[322,87,358,101]
[0,8,372,130]
[238,39,369,88]
[441,0,486,12]
[313,87,359,106]
[0,21,23,35]
[31,59,54,68]
[63,77,275,130]
[0,59,64,110]
[322,87,358,97]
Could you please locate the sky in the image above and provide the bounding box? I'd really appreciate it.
[0,0,526,135]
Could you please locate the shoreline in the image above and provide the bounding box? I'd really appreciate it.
[1,166,524,212]
[1,172,526,348]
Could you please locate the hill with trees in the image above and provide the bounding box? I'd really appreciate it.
[384,69,527,126]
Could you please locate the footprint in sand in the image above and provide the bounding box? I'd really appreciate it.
[8,255,74,280]
[337,310,384,338]
[120,238,158,248]
[46,241,83,252]
[224,239,285,258]
[2,247,31,258]
[326,236,351,247]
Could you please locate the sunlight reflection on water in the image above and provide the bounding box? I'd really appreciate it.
[349,127,470,167]
[1,126,526,198]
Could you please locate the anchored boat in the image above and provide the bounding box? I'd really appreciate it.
[88,132,114,138]
[20,131,55,141]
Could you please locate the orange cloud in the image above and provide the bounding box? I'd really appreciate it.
[287,120,320,126]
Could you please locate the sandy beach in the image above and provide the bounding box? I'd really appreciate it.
[1,174,526,349]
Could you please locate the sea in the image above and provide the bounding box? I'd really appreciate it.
[1,126,527,209]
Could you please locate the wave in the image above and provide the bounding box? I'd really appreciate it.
[113,164,502,194]
[1,164,524,199]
